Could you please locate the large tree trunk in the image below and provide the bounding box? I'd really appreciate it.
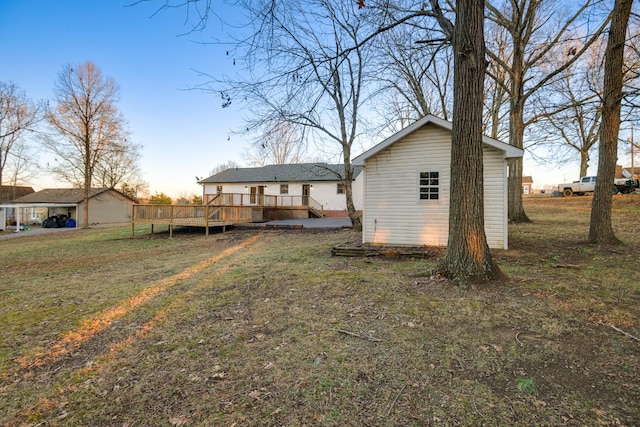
[507,45,530,223]
[589,0,632,244]
[436,0,504,285]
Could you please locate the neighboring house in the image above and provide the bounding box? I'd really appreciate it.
[0,186,37,230]
[522,176,534,195]
[9,188,136,226]
[352,115,524,250]
[617,165,640,179]
[198,163,363,217]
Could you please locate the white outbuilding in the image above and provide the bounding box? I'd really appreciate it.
[352,115,524,250]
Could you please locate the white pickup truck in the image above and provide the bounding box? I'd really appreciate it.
[558,176,639,196]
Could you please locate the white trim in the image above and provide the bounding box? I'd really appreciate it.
[353,115,524,165]
[417,170,441,202]
[502,160,509,250]
[0,203,79,209]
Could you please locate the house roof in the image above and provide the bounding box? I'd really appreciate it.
[0,185,35,203]
[522,176,534,184]
[352,115,524,165]
[199,163,363,184]
[9,188,135,204]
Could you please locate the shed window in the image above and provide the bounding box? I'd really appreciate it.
[419,171,439,200]
[280,184,289,194]
[337,182,345,194]
[216,185,223,194]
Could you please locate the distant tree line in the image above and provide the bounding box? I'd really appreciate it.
[0,61,147,225]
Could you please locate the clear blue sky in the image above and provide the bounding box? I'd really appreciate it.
[1,0,245,198]
[3,1,623,195]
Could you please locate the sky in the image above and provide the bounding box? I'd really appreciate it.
[1,0,246,198]
[2,1,628,198]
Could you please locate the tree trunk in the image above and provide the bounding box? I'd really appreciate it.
[579,150,589,178]
[436,0,504,285]
[83,187,90,228]
[507,156,529,222]
[83,137,91,228]
[343,147,362,231]
[589,0,632,244]
[507,51,530,223]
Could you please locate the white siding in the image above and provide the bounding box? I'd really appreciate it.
[482,146,508,249]
[202,177,363,211]
[362,124,507,249]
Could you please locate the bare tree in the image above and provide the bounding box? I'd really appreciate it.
[375,24,454,124]
[93,139,142,187]
[425,0,506,284]
[244,120,307,166]
[44,61,128,227]
[93,139,147,201]
[621,13,640,114]
[2,140,39,201]
[0,82,42,192]
[207,160,241,177]
[589,0,633,244]
[485,0,612,223]
[483,21,511,141]
[535,43,605,177]
[214,0,375,230]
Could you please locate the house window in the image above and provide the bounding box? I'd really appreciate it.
[280,184,289,194]
[337,182,345,194]
[419,171,439,200]
[216,185,223,194]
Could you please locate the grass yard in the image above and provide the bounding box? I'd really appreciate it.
[0,195,638,426]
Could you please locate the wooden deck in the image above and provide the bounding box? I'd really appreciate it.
[205,193,324,217]
[131,193,323,237]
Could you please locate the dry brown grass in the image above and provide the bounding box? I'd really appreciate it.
[0,196,639,426]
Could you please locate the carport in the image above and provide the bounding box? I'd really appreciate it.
[0,203,79,233]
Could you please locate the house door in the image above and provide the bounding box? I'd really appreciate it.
[250,185,265,204]
[302,184,310,206]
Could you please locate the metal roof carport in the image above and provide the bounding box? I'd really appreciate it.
[0,203,79,233]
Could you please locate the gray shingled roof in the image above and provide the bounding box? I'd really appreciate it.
[199,163,362,184]
[10,188,132,204]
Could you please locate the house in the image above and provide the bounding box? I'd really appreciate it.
[198,163,363,217]
[352,115,524,250]
[617,165,640,179]
[522,176,534,195]
[0,186,36,230]
[8,188,136,226]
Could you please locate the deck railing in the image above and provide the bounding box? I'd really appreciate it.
[205,193,323,214]
[132,204,253,226]
[132,193,324,237]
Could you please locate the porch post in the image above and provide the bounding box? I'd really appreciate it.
[15,206,21,233]
[205,205,209,237]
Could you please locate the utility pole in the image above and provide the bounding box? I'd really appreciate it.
[631,124,634,175]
